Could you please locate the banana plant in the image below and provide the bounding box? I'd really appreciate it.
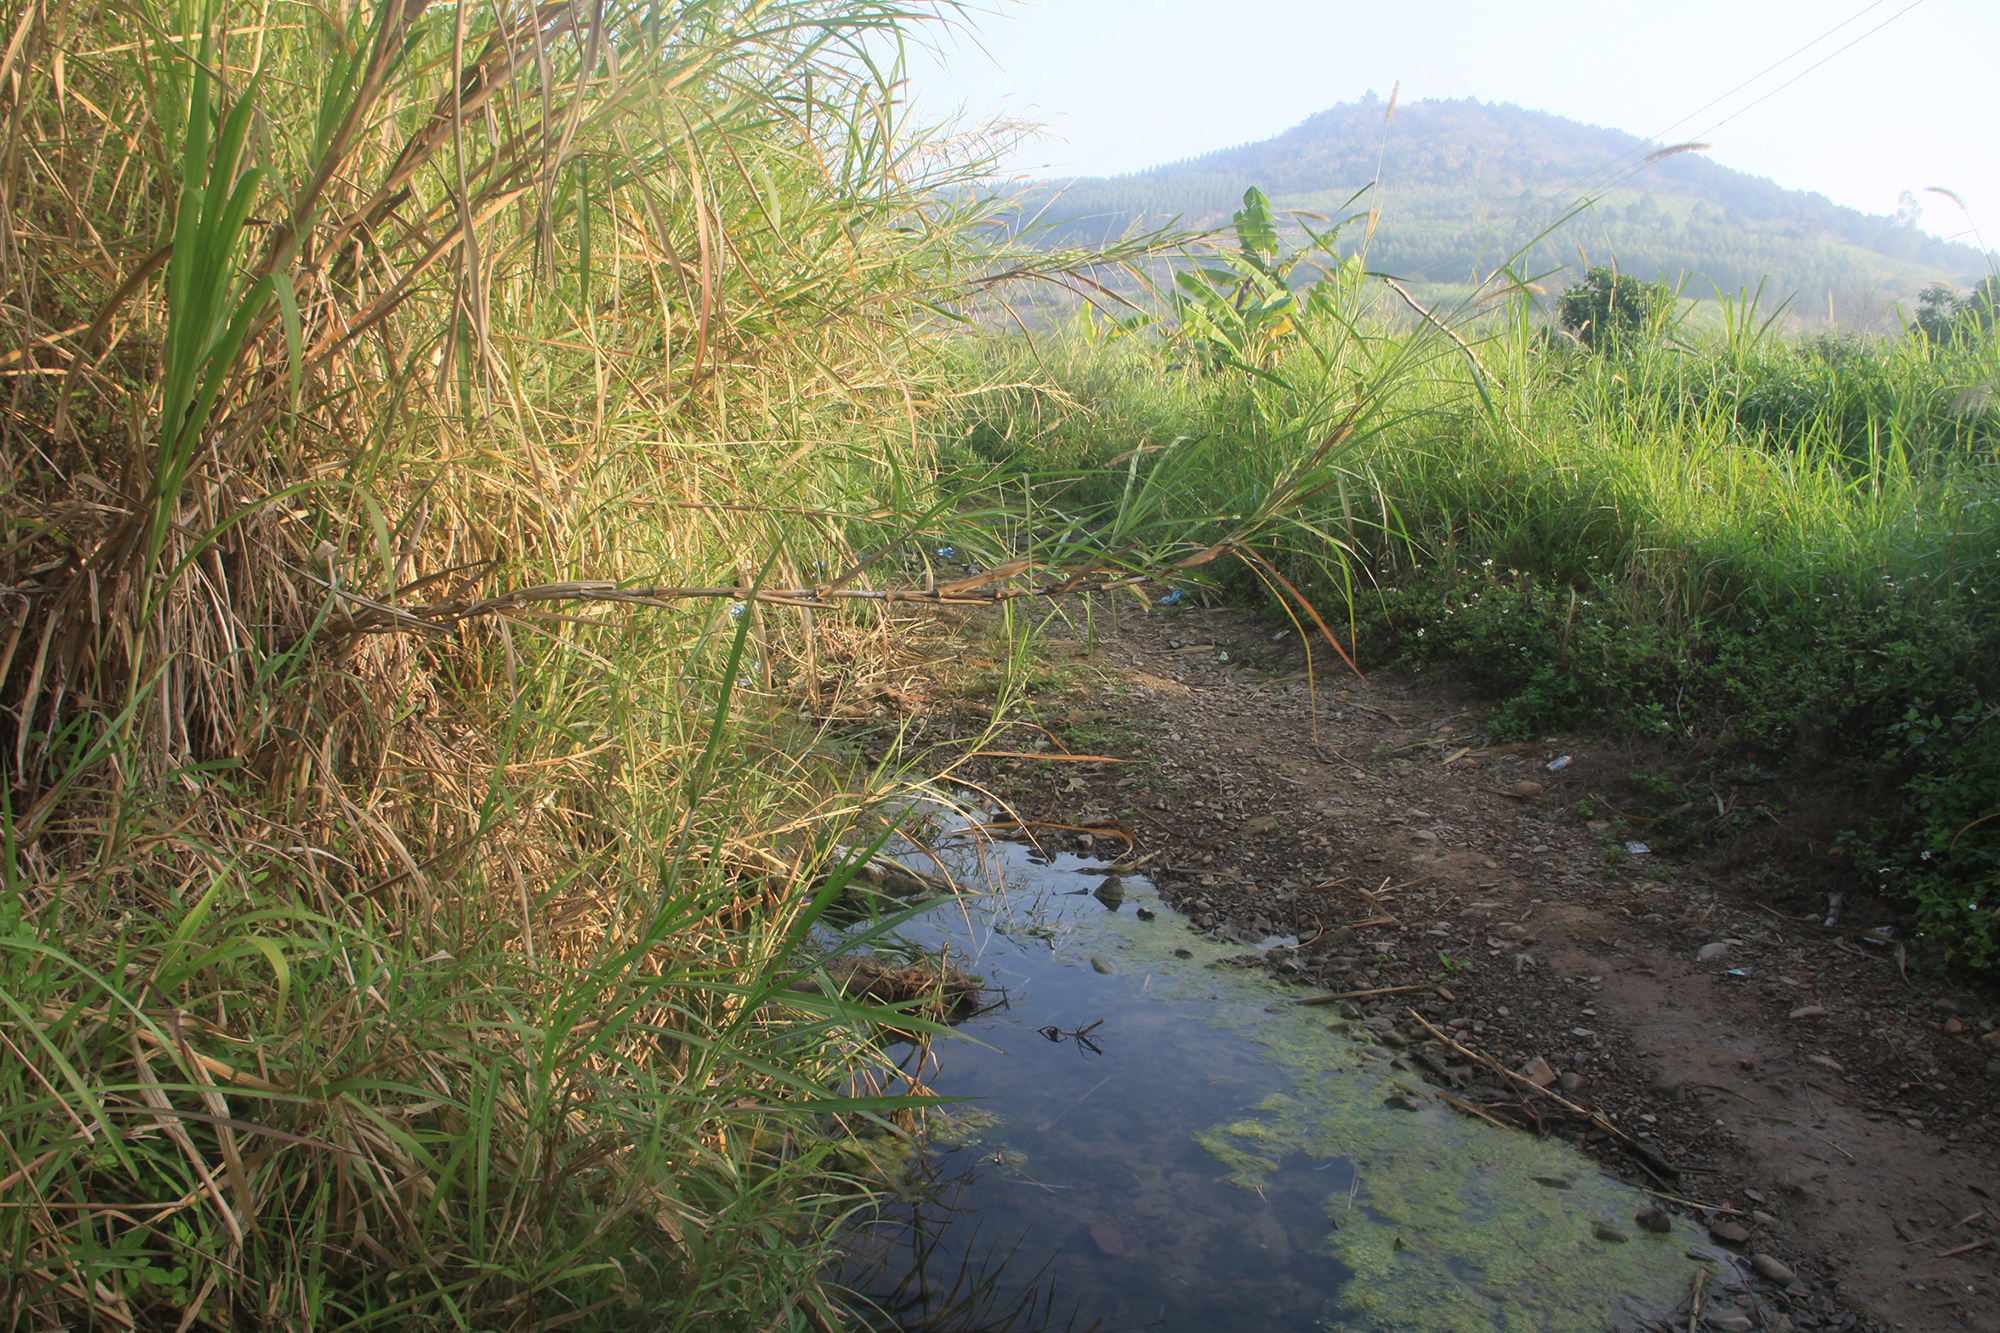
[1172,186,1365,373]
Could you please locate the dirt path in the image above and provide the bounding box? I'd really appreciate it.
[944,600,2000,1333]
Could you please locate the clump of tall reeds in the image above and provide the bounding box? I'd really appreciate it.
[0,0,1022,1326]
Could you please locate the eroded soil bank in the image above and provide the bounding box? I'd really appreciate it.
[879,598,2000,1333]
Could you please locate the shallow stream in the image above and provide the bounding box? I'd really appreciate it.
[831,827,1719,1332]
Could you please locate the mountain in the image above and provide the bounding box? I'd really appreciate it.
[1012,97,1992,327]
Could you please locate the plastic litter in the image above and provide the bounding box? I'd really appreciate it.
[1723,968,1753,978]
[1545,755,1572,771]
[934,546,955,560]
[1624,841,1651,856]
[1159,589,1187,606]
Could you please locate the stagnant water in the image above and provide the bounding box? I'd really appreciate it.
[829,827,1723,1333]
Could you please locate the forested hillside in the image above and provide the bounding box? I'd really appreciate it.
[1012,97,1992,324]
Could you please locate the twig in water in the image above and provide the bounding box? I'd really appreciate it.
[1039,1072,1115,1133]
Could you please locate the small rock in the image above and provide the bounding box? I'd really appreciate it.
[1532,1175,1573,1189]
[1173,948,1192,958]
[1696,942,1730,962]
[1981,1030,2000,1050]
[1336,1001,1365,1019]
[1752,1210,1779,1228]
[1804,1054,1844,1074]
[1358,1045,1394,1059]
[1377,1030,1408,1049]
[1410,829,1438,844]
[1933,998,1964,1015]
[1517,1056,1559,1088]
[1789,1004,1828,1019]
[1710,1316,1754,1333]
[1943,1017,1963,1035]
[1382,1095,1424,1112]
[1090,1221,1126,1257]
[1709,1221,1751,1244]
[1750,1253,1794,1284]
[1090,957,1116,975]
[1135,907,1156,921]
[1592,1222,1628,1243]
[1242,814,1280,836]
[1648,1074,1684,1096]
[1586,820,1611,831]
[1635,1207,1672,1233]
[1559,1072,1587,1094]
[1514,781,1542,797]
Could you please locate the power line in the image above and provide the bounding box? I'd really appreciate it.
[1396,0,1929,284]
[1551,0,1906,208]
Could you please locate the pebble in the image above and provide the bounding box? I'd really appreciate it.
[1789,1004,1828,1019]
[1634,1207,1672,1233]
[1709,1221,1752,1244]
[1135,907,1156,921]
[1517,1056,1558,1088]
[1710,1316,1754,1333]
[1696,942,1730,962]
[1514,781,1542,796]
[1592,1222,1628,1243]
[1382,1095,1424,1112]
[1559,1072,1587,1094]
[1532,1175,1573,1189]
[1090,957,1116,974]
[1804,1054,1844,1074]
[1943,1017,1963,1035]
[1752,1210,1780,1227]
[1750,1253,1795,1284]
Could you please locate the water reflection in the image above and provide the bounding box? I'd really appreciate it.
[830,841,1349,1332]
[826,823,1708,1333]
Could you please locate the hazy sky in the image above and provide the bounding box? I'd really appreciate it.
[901,0,1998,253]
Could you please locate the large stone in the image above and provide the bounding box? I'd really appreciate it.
[1750,1253,1796,1284]
[1517,1056,1559,1088]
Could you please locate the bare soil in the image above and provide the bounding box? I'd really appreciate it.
[914,600,2000,1333]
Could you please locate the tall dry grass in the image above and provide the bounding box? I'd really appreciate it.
[0,1,1033,1327]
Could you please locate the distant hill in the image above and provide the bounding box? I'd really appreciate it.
[1011,97,1993,327]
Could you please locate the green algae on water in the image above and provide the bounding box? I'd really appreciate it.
[1055,885,1711,1333]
